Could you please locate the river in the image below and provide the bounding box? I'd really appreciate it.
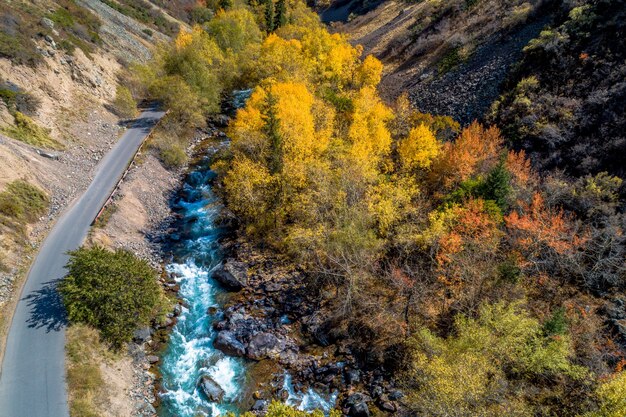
[157,141,336,417]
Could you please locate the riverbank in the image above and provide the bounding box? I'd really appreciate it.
[76,126,226,417]
[210,236,405,416]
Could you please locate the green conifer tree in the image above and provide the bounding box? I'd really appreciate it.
[274,0,287,29]
[264,0,275,32]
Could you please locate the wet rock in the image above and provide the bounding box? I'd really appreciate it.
[251,399,268,412]
[371,385,384,398]
[388,390,404,401]
[345,368,360,385]
[212,260,248,291]
[133,327,152,343]
[380,401,396,412]
[146,355,160,364]
[348,402,370,417]
[212,114,231,128]
[246,332,283,360]
[301,314,330,346]
[173,304,183,316]
[346,392,372,408]
[214,331,246,357]
[198,375,224,402]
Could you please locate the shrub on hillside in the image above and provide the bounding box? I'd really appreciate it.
[224,401,341,417]
[0,82,40,116]
[111,85,136,119]
[1,112,61,149]
[0,180,48,223]
[59,246,164,349]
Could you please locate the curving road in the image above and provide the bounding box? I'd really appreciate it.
[0,107,165,417]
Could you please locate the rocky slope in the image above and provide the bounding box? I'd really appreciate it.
[333,0,553,124]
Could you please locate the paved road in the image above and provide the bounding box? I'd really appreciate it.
[0,107,165,417]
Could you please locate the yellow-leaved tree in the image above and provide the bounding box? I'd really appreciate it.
[397,123,441,171]
[348,86,394,179]
[402,301,585,417]
[226,81,329,234]
[586,371,626,417]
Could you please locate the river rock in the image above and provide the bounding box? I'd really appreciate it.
[388,390,404,401]
[198,375,224,402]
[380,401,396,412]
[133,326,152,343]
[348,402,370,417]
[345,368,360,385]
[214,331,246,357]
[246,332,283,360]
[251,399,268,412]
[212,260,248,291]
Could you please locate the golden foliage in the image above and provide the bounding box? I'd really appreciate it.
[348,86,394,177]
[586,372,626,417]
[397,123,441,170]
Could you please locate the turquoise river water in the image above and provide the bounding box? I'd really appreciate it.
[158,148,336,417]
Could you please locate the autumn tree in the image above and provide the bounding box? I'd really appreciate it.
[347,86,394,179]
[397,123,441,171]
[432,198,504,313]
[505,192,587,283]
[402,301,584,417]
[431,122,503,190]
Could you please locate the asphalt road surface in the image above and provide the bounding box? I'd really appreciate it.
[0,107,165,417]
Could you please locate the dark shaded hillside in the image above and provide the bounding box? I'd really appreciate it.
[408,13,552,125]
[333,0,553,118]
[490,0,626,179]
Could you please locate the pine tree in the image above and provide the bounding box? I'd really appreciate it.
[274,0,287,30]
[264,0,275,32]
[480,158,512,210]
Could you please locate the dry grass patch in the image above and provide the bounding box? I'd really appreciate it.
[66,324,111,417]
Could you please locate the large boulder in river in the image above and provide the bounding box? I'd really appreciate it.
[246,332,284,360]
[214,331,246,357]
[212,260,248,291]
[198,375,224,402]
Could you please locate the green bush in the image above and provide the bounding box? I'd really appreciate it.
[438,46,462,74]
[160,142,187,168]
[543,307,568,336]
[59,247,163,349]
[1,112,62,149]
[190,6,213,24]
[0,84,40,115]
[46,0,102,55]
[111,85,136,119]
[0,31,41,66]
[0,180,49,223]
